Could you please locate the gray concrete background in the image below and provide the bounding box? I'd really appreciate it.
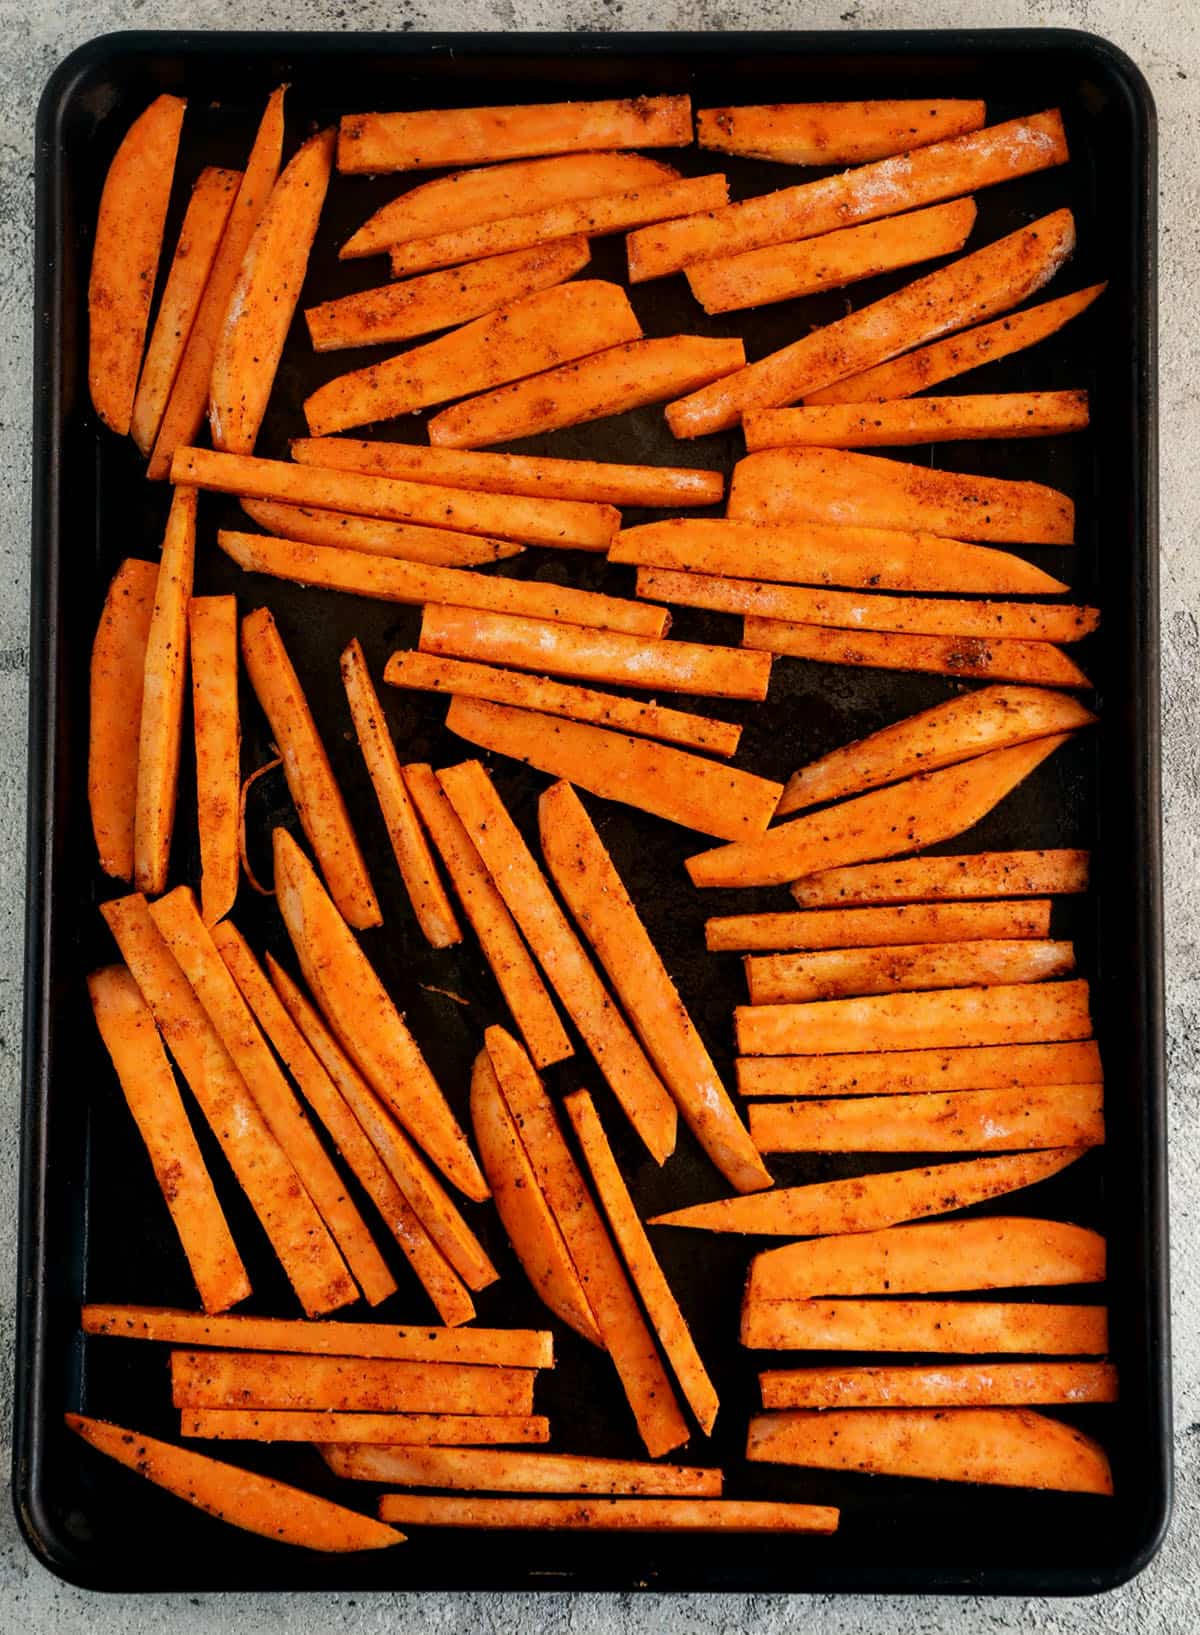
[0,1,1194,1628]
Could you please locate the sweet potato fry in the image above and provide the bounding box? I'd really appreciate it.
[708,900,1053,953]
[148,88,285,480]
[66,1415,403,1549]
[386,654,742,758]
[338,95,694,174]
[666,209,1076,438]
[242,607,380,928]
[750,1083,1104,1154]
[272,829,488,1203]
[745,390,1090,449]
[340,639,461,948]
[304,281,642,435]
[470,1049,600,1344]
[697,100,987,165]
[730,448,1075,545]
[188,596,240,925]
[686,736,1071,890]
[747,1218,1105,1303]
[446,699,783,844]
[611,519,1068,596]
[741,1298,1108,1353]
[99,895,354,1317]
[239,499,523,567]
[736,979,1093,1057]
[428,335,746,448]
[87,967,250,1314]
[806,283,1106,405]
[186,1411,550,1444]
[746,1408,1113,1494]
[402,766,571,1069]
[542,785,768,1194]
[308,239,590,350]
[379,1494,837,1531]
[438,766,675,1160]
[759,1362,1118,1411]
[647,1147,1085,1235]
[738,1039,1103,1099]
[566,1088,722,1433]
[420,605,770,700]
[744,938,1076,1004]
[130,167,240,453]
[629,111,1068,283]
[791,848,1090,907]
[744,620,1090,688]
[341,153,681,257]
[88,94,186,435]
[687,198,977,315]
[328,1443,720,1494]
[171,1351,534,1415]
[291,435,726,510]
[133,485,196,895]
[89,558,158,880]
[484,1026,689,1458]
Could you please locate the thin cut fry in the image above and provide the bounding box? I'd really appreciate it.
[737,1040,1103,1099]
[88,94,186,435]
[242,607,380,929]
[378,1494,838,1531]
[89,558,158,880]
[239,499,523,567]
[327,1443,720,1493]
[185,1410,549,1444]
[759,1362,1118,1411]
[707,900,1054,953]
[340,638,461,947]
[744,938,1077,1003]
[741,1298,1108,1353]
[188,596,240,924]
[87,967,250,1314]
[744,620,1089,688]
[133,485,196,895]
[697,100,987,165]
[429,335,746,448]
[66,1415,403,1550]
[542,784,768,1194]
[792,848,1091,908]
[744,390,1090,448]
[746,1408,1113,1494]
[446,698,783,844]
[402,765,570,1069]
[170,1351,534,1415]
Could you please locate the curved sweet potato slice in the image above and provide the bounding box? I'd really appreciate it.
[89,558,158,880]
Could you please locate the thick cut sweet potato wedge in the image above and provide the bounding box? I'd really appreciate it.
[746,1408,1112,1493]
[484,1026,689,1458]
[708,900,1053,954]
[686,736,1071,890]
[187,1410,549,1443]
[438,765,675,1161]
[612,519,1068,596]
[378,1495,838,1532]
[630,112,1068,284]
[88,94,186,436]
[446,699,783,844]
[341,153,681,258]
[741,1298,1109,1353]
[687,198,977,315]
[87,967,250,1314]
[647,1147,1085,1235]
[470,1050,601,1344]
[667,209,1076,438]
[171,1351,534,1415]
[338,96,694,174]
[133,485,196,895]
[308,239,590,350]
[386,654,742,758]
[188,596,240,925]
[242,607,380,929]
[541,784,768,1194]
[791,848,1090,907]
[744,938,1076,1004]
[745,390,1090,449]
[737,1039,1103,1099]
[567,1088,722,1433]
[697,100,987,165]
[420,605,771,700]
[148,88,285,480]
[806,284,1106,405]
[736,978,1094,1057]
[292,436,726,510]
[90,558,158,880]
[100,895,355,1316]
[272,828,487,1202]
[402,767,570,1069]
[759,1362,1118,1411]
[730,448,1075,545]
[328,1443,720,1494]
[67,1415,403,1550]
[743,621,1090,689]
[340,639,461,948]
[239,498,522,566]
[131,167,240,453]
[428,335,746,448]
[389,175,729,278]
[304,281,642,436]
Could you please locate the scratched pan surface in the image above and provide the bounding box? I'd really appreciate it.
[18,29,1166,1595]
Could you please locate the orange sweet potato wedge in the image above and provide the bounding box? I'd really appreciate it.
[188,596,241,925]
[759,1362,1118,1411]
[744,938,1076,1004]
[170,1351,534,1415]
[790,848,1090,907]
[89,558,159,880]
[696,99,986,165]
[737,1040,1102,1100]
[328,1443,720,1493]
[744,389,1090,448]
[742,621,1090,689]
[708,900,1053,953]
[238,499,523,567]
[186,1410,549,1444]
[378,1495,838,1532]
[740,1298,1108,1353]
